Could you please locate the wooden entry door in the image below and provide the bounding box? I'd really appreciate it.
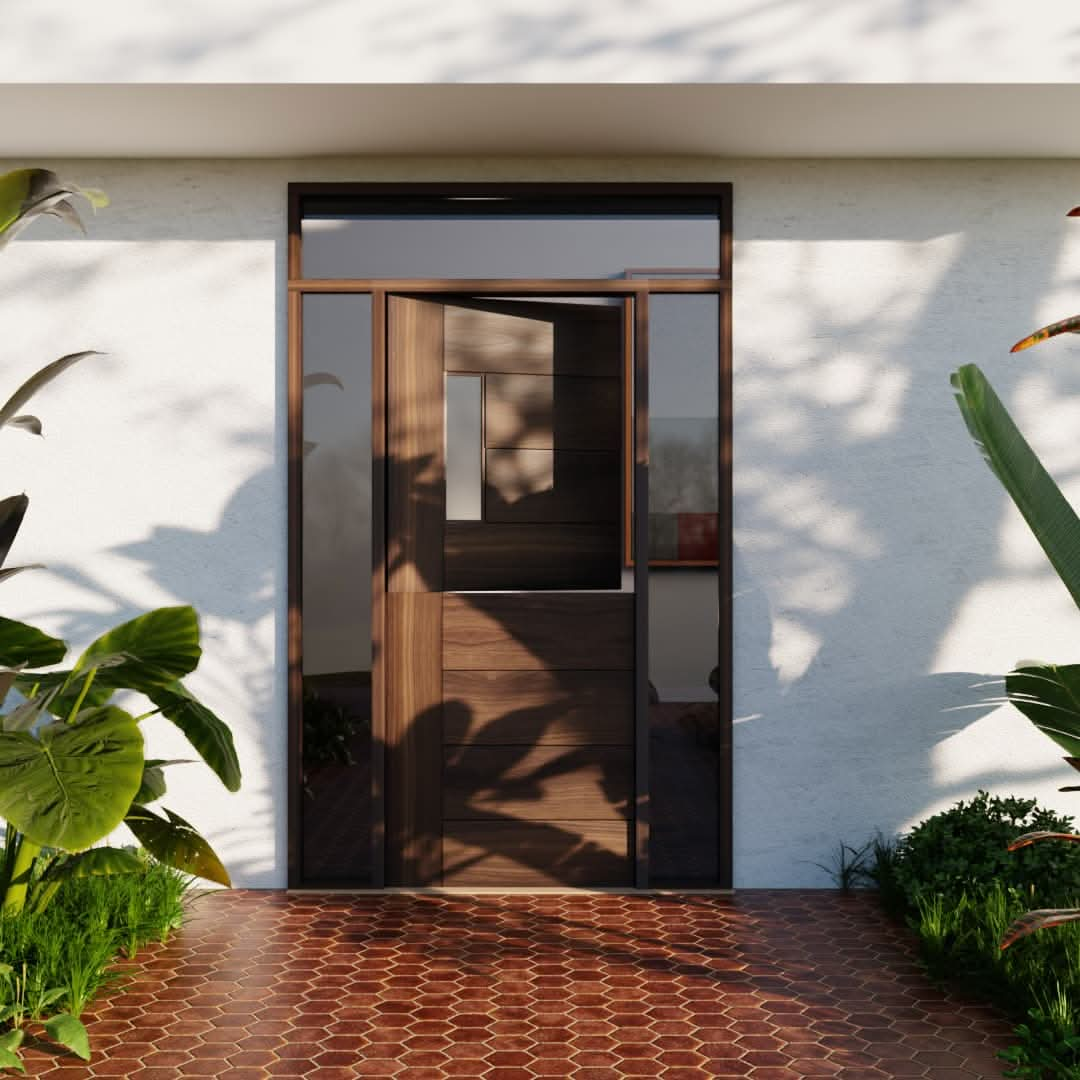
[385,295,635,887]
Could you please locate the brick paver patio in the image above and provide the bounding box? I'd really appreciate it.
[20,890,1013,1078]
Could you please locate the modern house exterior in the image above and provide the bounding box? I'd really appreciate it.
[6,2,1080,891]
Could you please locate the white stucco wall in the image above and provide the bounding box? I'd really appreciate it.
[3,1,1079,83]
[4,156,1080,888]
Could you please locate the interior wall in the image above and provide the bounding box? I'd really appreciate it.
[4,156,1080,887]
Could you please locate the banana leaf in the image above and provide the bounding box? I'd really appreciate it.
[1002,907,1080,949]
[1011,314,1080,353]
[952,364,1080,614]
[0,351,101,434]
[1006,664,1080,758]
[0,168,106,250]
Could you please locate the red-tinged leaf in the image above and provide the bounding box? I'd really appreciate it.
[1010,314,1080,353]
[1068,207,1080,217]
[1007,830,1080,852]
[1001,907,1080,949]
[1066,757,1080,773]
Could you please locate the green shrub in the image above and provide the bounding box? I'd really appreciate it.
[889,791,1080,911]
[0,854,190,1069]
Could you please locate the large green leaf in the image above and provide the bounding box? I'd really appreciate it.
[0,706,143,851]
[952,364,1080,614]
[1006,664,1080,758]
[0,617,66,668]
[146,682,241,792]
[0,1028,23,1072]
[125,804,230,886]
[41,846,143,881]
[73,606,201,694]
[42,1014,89,1061]
[0,352,102,434]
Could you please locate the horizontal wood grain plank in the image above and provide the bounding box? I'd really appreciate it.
[443,593,634,670]
[444,521,619,590]
[442,669,633,745]
[443,745,631,820]
[442,820,632,886]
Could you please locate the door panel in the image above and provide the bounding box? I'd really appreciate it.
[443,593,633,671]
[442,670,633,745]
[386,296,445,593]
[384,592,442,885]
[443,822,631,887]
[385,294,633,886]
[444,522,620,591]
[484,373,621,451]
[484,449,620,523]
[443,746,632,820]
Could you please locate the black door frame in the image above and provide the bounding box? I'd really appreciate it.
[287,182,733,890]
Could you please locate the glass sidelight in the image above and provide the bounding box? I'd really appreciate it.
[299,294,374,883]
[646,294,722,884]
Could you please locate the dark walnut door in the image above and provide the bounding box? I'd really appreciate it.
[385,295,634,886]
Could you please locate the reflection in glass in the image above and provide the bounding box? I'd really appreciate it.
[301,294,373,882]
[445,375,483,520]
[648,294,720,883]
[302,209,719,280]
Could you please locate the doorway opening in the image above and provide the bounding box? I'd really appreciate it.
[288,184,732,889]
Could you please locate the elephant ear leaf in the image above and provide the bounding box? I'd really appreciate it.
[125,804,230,886]
[42,846,144,880]
[0,616,66,668]
[146,681,240,792]
[42,1014,89,1061]
[0,706,143,850]
[952,364,1080,615]
[75,606,201,693]
[1006,664,1080,758]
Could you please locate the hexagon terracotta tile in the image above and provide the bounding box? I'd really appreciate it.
[18,891,1015,1077]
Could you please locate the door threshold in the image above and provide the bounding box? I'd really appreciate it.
[287,886,736,896]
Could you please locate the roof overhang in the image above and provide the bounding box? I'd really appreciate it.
[6,83,1080,159]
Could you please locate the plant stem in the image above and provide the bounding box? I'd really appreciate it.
[2,837,40,916]
[66,668,96,724]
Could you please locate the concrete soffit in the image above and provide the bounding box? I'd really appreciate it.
[4,84,1080,159]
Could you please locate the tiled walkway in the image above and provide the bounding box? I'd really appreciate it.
[22,891,1013,1078]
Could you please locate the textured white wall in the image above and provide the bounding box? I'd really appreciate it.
[4,156,1080,888]
[2,1,1079,83]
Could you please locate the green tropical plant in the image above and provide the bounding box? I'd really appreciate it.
[951,202,1080,950]
[0,167,241,1069]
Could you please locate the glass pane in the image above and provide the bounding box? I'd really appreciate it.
[302,210,719,280]
[648,294,720,884]
[445,375,482,520]
[301,293,373,883]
